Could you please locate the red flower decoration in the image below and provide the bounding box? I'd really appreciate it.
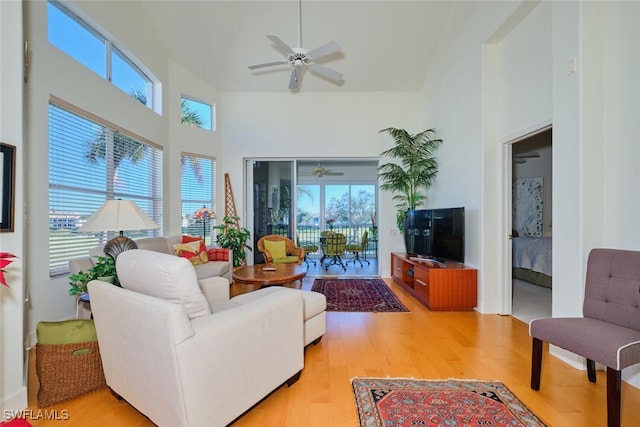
[0,252,17,288]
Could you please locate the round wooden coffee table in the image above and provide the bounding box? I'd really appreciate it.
[232,263,307,287]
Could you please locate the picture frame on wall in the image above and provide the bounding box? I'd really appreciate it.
[1,142,16,232]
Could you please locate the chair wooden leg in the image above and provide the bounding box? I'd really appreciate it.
[587,358,597,383]
[606,367,621,427]
[531,337,543,390]
[287,370,302,387]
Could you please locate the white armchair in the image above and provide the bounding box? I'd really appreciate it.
[88,249,304,427]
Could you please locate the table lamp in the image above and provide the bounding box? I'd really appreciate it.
[81,199,159,260]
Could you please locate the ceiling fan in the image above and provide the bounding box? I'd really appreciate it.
[513,152,540,164]
[248,0,344,90]
[302,164,344,177]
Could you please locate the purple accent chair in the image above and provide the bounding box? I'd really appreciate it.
[529,248,640,427]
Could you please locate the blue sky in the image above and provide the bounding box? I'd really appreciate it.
[48,1,212,130]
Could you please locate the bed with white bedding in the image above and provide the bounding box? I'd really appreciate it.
[512,236,552,288]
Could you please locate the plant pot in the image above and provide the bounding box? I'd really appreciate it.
[403,212,417,255]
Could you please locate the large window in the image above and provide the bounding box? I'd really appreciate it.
[49,99,163,276]
[48,0,155,109]
[181,154,216,246]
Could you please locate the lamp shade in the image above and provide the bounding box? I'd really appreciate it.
[81,200,159,233]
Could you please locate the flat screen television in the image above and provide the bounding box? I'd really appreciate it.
[403,207,465,263]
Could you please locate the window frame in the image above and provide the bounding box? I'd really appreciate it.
[180,95,214,131]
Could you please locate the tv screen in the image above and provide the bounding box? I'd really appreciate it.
[404,207,465,263]
[404,209,432,257]
[431,207,465,263]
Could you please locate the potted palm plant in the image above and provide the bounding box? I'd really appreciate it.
[212,215,252,267]
[378,127,442,251]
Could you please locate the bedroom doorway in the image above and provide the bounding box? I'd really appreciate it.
[510,127,552,324]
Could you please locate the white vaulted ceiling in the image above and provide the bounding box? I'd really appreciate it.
[139,1,453,92]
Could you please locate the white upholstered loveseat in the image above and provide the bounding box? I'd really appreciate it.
[69,235,233,282]
[88,249,305,426]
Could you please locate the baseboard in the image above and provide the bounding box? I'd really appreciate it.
[1,385,28,415]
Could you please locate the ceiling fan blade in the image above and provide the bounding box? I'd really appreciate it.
[266,34,295,55]
[248,60,289,70]
[325,171,344,176]
[306,41,341,61]
[308,63,343,82]
[289,67,300,90]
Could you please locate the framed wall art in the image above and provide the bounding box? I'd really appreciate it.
[1,142,16,232]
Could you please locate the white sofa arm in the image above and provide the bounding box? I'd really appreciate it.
[178,289,304,427]
[198,276,230,311]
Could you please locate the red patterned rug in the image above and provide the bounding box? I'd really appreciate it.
[311,279,409,312]
[352,378,546,427]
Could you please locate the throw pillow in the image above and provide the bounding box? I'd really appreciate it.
[207,248,230,261]
[117,249,211,319]
[173,241,209,265]
[182,235,207,253]
[264,239,286,260]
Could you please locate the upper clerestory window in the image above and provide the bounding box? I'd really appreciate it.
[47,0,156,111]
[181,96,214,131]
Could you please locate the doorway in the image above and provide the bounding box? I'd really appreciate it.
[245,158,380,276]
[510,127,552,323]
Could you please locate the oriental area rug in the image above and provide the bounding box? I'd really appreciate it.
[311,278,409,312]
[352,378,547,427]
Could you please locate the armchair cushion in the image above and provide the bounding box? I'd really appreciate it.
[264,239,287,260]
[117,249,211,319]
[273,255,300,264]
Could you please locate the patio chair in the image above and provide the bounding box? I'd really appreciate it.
[297,236,318,267]
[323,233,347,271]
[345,231,370,267]
[257,235,304,264]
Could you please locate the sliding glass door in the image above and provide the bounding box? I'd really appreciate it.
[246,158,378,265]
[250,160,294,264]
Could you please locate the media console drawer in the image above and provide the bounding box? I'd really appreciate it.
[391,252,477,311]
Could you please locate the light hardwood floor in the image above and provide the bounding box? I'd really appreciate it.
[25,277,640,426]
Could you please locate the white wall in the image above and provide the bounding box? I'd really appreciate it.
[423,0,640,388]
[1,0,27,413]
[218,91,423,276]
[498,2,552,140]
[420,0,523,313]
[601,2,640,249]
[589,0,640,386]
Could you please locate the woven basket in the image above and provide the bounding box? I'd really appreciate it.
[35,340,107,407]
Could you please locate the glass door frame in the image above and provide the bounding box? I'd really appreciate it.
[244,158,380,268]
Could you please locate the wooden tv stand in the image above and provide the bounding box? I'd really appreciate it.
[391,252,477,311]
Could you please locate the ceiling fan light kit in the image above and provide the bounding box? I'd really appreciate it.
[248,0,344,90]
